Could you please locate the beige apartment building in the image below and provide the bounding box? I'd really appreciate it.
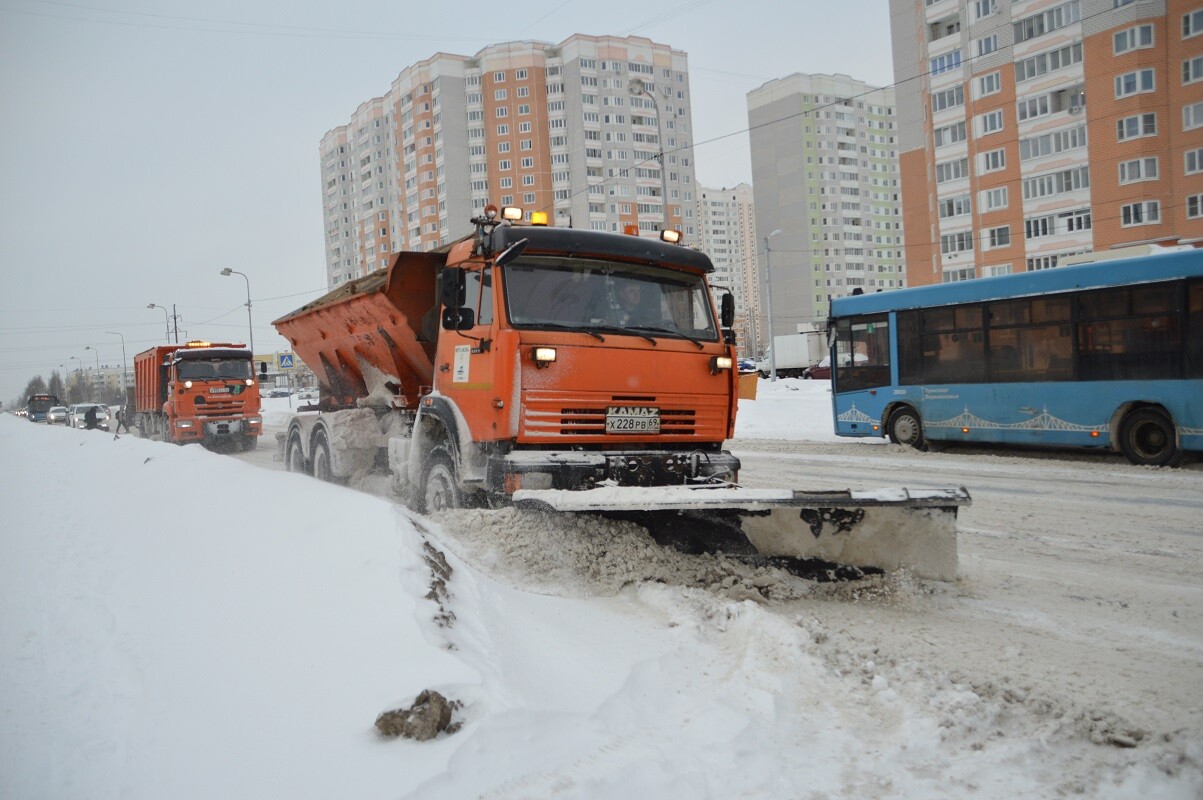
[747,73,904,349]
[891,0,1203,287]
[320,35,698,287]
[694,183,759,356]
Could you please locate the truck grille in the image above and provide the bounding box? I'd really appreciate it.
[521,392,728,440]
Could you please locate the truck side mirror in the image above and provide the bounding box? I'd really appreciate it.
[440,267,466,310]
[720,293,735,329]
[442,307,475,331]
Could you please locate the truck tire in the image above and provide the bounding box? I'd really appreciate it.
[311,431,339,483]
[888,406,925,450]
[421,448,462,514]
[285,432,309,474]
[1118,408,1182,467]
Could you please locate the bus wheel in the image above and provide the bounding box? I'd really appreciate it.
[1118,408,1182,467]
[421,448,462,514]
[888,407,925,449]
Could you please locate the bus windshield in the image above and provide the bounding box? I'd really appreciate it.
[176,358,253,380]
[27,394,58,415]
[502,257,718,341]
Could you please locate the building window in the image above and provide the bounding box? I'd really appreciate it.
[1014,0,1081,43]
[1017,94,1052,121]
[1118,157,1158,184]
[930,51,963,76]
[1115,69,1155,98]
[1186,102,1203,130]
[1114,24,1154,53]
[1015,42,1083,82]
[515,69,527,80]
[977,72,1001,97]
[974,0,997,19]
[497,124,509,135]
[1020,123,1088,161]
[1022,166,1089,200]
[978,109,1004,135]
[986,225,1011,249]
[522,175,535,186]
[940,231,974,254]
[1186,148,1203,175]
[493,71,506,82]
[938,195,972,218]
[1025,215,1052,239]
[935,157,969,183]
[1185,8,1203,37]
[497,141,510,153]
[1120,200,1161,226]
[1185,57,1203,84]
[1188,194,1203,218]
[932,85,965,112]
[520,157,534,168]
[976,34,999,56]
[980,148,1006,172]
[943,266,977,282]
[1116,113,1157,141]
[934,121,967,147]
[496,106,509,117]
[983,186,1008,210]
[1061,208,1091,231]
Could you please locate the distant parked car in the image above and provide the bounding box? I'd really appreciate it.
[69,403,110,431]
[46,406,68,425]
[293,389,318,401]
[737,358,757,373]
[802,353,868,380]
[268,388,292,398]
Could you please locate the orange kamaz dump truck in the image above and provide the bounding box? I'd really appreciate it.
[273,207,968,579]
[133,341,263,450]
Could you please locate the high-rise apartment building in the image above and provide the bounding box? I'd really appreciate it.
[891,0,1203,287]
[694,183,759,355]
[747,73,904,350]
[320,35,697,287]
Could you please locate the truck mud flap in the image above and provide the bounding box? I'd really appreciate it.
[512,485,971,581]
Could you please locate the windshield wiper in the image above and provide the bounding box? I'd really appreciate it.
[627,326,706,350]
[591,325,658,345]
[522,322,605,341]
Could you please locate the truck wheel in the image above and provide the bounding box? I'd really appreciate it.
[311,431,338,482]
[1118,408,1182,467]
[421,448,462,514]
[888,407,925,449]
[285,433,309,474]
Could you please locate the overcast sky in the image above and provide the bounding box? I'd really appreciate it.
[0,0,894,404]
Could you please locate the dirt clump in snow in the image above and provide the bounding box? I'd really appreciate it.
[375,689,462,741]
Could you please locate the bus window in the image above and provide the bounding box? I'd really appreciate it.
[988,324,1073,382]
[919,304,986,384]
[1188,282,1203,378]
[835,314,891,392]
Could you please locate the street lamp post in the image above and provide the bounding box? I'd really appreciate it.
[68,355,82,400]
[105,331,127,400]
[148,303,170,342]
[763,229,782,382]
[627,78,671,233]
[84,346,101,398]
[220,268,254,358]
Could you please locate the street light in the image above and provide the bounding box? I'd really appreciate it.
[105,331,127,400]
[763,229,782,382]
[220,268,254,358]
[148,303,170,342]
[627,78,671,233]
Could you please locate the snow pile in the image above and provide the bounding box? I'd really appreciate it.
[3,414,1200,799]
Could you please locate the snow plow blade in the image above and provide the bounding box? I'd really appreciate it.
[512,485,971,581]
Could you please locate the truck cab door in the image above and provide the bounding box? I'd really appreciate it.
[437,265,505,442]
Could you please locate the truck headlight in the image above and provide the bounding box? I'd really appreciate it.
[710,356,733,374]
[533,347,556,367]
[176,420,194,428]
[247,416,262,426]
[184,380,193,389]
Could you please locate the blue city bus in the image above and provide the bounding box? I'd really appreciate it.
[827,249,1203,466]
[26,393,59,422]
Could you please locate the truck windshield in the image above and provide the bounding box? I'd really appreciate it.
[176,358,253,380]
[503,257,718,341]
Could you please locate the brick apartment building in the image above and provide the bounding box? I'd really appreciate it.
[891,0,1203,286]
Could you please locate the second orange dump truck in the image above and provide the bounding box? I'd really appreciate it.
[273,207,968,579]
[133,341,263,449]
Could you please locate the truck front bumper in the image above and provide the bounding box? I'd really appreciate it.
[488,449,740,493]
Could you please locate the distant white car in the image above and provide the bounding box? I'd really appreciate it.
[46,406,69,425]
[69,403,110,431]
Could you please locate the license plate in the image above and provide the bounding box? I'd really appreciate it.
[209,387,230,394]
[605,406,660,434]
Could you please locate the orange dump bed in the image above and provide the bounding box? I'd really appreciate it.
[273,250,445,407]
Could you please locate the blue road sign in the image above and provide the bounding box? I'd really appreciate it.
[278,354,295,369]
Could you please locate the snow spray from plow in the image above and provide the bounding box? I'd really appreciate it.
[513,485,971,581]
